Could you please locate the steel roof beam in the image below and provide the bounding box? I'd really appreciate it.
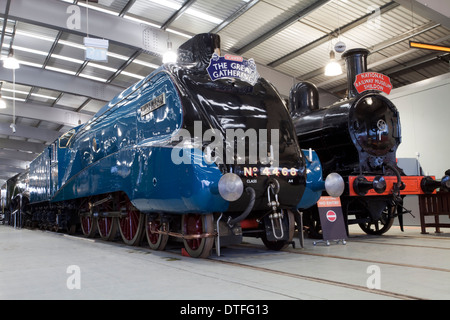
[300,21,440,81]
[0,158,28,170]
[0,164,25,173]
[0,174,20,181]
[0,148,38,162]
[0,0,11,54]
[268,1,400,68]
[0,138,45,154]
[0,0,301,100]
[0,122,61,143]
[394,0,450,30]
[0,65,122,102]
[210,0,260,34]
[0,100,92,127]
[107,49,142,83]
[119,0,137,18]
[235,0,330,55]
[316,32,450,89]
[0,0,187,55]
[0,170,20,177]
[161,0,197,31]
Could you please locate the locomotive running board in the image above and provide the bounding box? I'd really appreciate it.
[348,176,436,196]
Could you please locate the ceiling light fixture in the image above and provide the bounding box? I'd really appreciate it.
[325,2,344,77]
[409,41,450,53]
[162,39,177,64]
[324,50,342,77]
[3,49,20,70]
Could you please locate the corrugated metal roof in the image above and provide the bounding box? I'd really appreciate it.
[128,0,185,24]
[245,22,327,65]
[219,1,290,52]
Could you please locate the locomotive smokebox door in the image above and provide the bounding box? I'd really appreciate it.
[348,93,401,171]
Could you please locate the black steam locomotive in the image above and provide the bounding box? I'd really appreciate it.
[291,48,450,236]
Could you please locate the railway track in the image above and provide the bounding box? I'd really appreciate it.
[57,230,431,299]
[6,225,450,300]
[204,231,450,300]
[231,241,450,275]
[207,255,423,300]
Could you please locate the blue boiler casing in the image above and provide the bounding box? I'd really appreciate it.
[24,33,342,230]
[47,71,229,214]
[10,33,349,257]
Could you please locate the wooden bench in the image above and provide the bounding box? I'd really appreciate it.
[419,192,450,234]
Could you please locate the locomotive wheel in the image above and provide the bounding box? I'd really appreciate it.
[118,199,144,246]
[80,199,97,238]
[97,217,118,241]
[358,205,395,235]
[261,209,295,251]
[182,213,214,258]
[97,199,118,241]
[80,215,97,237]
[145,214,169,251]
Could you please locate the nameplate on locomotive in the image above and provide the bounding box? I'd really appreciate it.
[207,53,260,85]
[140,93,166,118]
[354,72,392,95]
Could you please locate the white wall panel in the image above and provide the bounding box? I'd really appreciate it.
[390,73,450,177]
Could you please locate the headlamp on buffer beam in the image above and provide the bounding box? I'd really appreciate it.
[218,173,244,202]
[325,172,345,197]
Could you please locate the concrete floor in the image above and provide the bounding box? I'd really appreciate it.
[1,222,449,301]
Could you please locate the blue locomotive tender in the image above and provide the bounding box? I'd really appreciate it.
[2,34,343,257]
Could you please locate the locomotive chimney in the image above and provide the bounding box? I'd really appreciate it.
[342,48,370,98]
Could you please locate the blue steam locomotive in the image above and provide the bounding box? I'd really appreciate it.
[1,33,343,258]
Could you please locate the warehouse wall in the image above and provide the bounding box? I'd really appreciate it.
[384,72,450,226]
[389,72,450,178]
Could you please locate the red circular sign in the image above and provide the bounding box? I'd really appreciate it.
[354,72,392,95]
[326,210,337,222]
